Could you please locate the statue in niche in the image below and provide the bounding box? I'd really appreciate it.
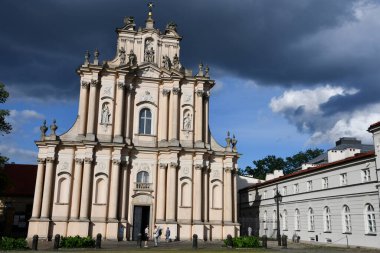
[119,47,126,64]
[162,55,171,69]
[172,53,180,69]
[101,103,111,124]
[128,50,137,66]
[144,38,155,62]
[183,111,192,130]
[149,47,155,62]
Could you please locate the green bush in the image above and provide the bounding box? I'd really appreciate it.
[0,237,28,250]
[224,236,261,248]
[60,236,95,248]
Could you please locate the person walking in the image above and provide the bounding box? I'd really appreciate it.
[153,225,161,247]
[144,225,149,247]
[165,227,170,242]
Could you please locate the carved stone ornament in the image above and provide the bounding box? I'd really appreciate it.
[101,103,111,124]
[103,86,112,95]
[140,90,154,102]
[37,158,45,164]
[84,157,93,164]
[50,120,58,136]
[75,158,83,164]
[159,163,167,169]
[81,81,90,89]
[203,91,210,98]
[40,120,48,140]
[224,167,232,173]
[196,90,204,97]
[194,164,203,170]
[46,157,55,163]
[118,81,125,89]
[162,89,171,96]
[162,55,171,69]
[112,159,121,165]
[119,47,126,65]
[128,50,137,66]
[91,79,100,87]
[184,94,192,103]
[170,162,178,168]
[172,87,181,95]
[183,112,192,131]
[58,161,69,172]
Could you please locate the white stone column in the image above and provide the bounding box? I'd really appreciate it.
[40,157,55,218]
[114,81,125,143]
[158,89,170,143]
[169,87,180,144]
[70,158,83,219]
[166,162,177,222]
[233,169,238,223]
[78,81,90,137]
[203,166,209,222]
[79,158,93,219]
[193,164,203,222]
[124,86,135,143]
[204,92,209,144]
[86,80,99,140]
[31,158,46,218]
[120,162,129,221]
[108,159,121,220]
[223,167,233,222]
[156,163,167,221]
[194,89,204,146]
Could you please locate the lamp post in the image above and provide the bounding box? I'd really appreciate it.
[274,187,282,246]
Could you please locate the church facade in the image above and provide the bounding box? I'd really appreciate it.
[27,10,239,240]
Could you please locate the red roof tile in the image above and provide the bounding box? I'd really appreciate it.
[1,164,37,197]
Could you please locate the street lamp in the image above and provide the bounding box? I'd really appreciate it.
[274,187,282,246]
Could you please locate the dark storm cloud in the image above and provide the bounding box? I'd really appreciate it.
[1,0,379,117]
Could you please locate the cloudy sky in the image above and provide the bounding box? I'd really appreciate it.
[1,0,380,168]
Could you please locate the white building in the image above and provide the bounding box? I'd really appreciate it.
[239,126,380,248]
[28,9,239,241]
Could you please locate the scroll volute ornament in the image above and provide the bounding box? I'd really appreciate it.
[224,167,232,173]
[159,163,167,169]
[170,162,178,169]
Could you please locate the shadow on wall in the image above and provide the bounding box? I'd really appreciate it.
[239,188,261,237]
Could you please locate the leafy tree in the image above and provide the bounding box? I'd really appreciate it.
[0,82,11,194]
[243,148,324,180]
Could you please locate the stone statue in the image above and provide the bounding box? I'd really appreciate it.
[119,47,126,65]
[50,119,58,136]
[205,65,210,77]
[94,49,99,65]
[40,120,48,140]
[183,112,192,130]
[149,47,155,62]
[225,131,231,148]
[163,55,171,69]
[84,50,90,65]
[128,50,136,66]
[172,53,179,69]
[231,134,237,151]
[101,104,111,124]
[196,62,204,77]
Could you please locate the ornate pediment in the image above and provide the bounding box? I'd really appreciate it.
[138,66,161,78]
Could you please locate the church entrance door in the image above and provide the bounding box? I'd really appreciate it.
[132,205,150,240]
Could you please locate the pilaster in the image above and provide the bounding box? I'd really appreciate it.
[40,157,55,219]
[31,158,46,219]
[156,163,167,221]
[70,158,83,220]
[79,157,93,220]
[86,79,100,141]
[113,77,126,143]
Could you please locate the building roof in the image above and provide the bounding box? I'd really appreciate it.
[368,121,380,132]
[239,151,375,192]
[1,164,37,197]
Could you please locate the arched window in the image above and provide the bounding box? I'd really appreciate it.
[283,210,288,230]
[212,184,222,208]
[342,205,352,233]
[57,177,69,204]
[365,204,376,234]
[308,208,315,231]
[324,206,332,232]
[263,211,268,230]
[139,108,152,134]
[95,178,107,204]
[295,209,300,231]
[273,210,277,229]
[181,182,191,207]
[136,171,149,183]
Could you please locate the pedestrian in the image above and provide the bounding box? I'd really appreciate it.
[153,225,161,247]
[165,227,170,242]
[144,225,149,247]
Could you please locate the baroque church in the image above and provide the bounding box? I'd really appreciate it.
[27,8,239,240]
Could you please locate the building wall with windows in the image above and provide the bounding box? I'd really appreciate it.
[28,10,239,241]
[239,123,380,248]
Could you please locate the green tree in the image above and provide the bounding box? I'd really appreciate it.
[0,82,11,194]
[243,148,324,180]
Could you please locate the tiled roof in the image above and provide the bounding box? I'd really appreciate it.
[1,164,37,197]
[239,151,375,192]
[368,121,380,132]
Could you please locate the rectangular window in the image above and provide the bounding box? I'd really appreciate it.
[294,183,299,194]
[322,177,328,189]
[282,186,287,196]
[362,169,371,182]
[263,190,267,199]
[273,188,276,198]
[340,173,347,186]
[307,181,313,192]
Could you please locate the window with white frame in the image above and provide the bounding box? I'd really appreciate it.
[362,169,371,182]
[273,188,276,198]
[342,205,352,233]
[324,206,332,232]
[322,177,329,189]
[282,186,287,196]
[263,190,267,199]
[139,108,152,134]
[295,209,300,231]
[273,210,277,229]
[365,204,376,234]
[340,173,347,186]
[283,210,288,230]
[263,210,268,230]
[293,183,299,194]
[308,208,315,231]
[307,180,313,192]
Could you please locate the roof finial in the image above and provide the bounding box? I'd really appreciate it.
[146,2,155,29]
